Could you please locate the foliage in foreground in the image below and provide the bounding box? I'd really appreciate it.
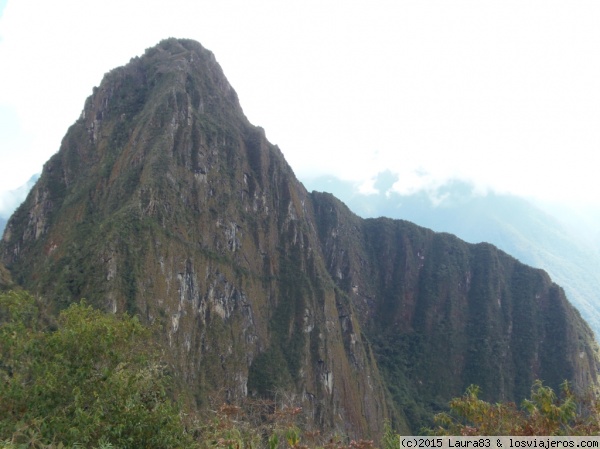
[426,381,600,436]
[0,290,398,448]
[191,401,399,449]
[6,288,600,447]
[0,290,193,448]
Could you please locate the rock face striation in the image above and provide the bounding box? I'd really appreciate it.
[1,38,598,435]
[0,261,12,290]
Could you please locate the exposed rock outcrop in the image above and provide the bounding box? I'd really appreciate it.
[0,262,12,290]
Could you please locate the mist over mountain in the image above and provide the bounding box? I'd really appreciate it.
[0,174,40,235]
[1,38,598,436]
[305,173,600,337]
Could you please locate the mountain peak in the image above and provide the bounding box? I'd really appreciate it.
[1,39,598,436]
[81,37,244,141]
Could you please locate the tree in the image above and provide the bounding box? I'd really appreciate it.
[426,380,600,436]
[0,290,194,448]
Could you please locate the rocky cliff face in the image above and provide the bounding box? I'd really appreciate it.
[0,262,12,291]
[312,192,599,426]
[1,38,598,435]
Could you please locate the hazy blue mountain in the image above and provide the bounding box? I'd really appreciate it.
[0,174,40,236]
[304,173,600,337]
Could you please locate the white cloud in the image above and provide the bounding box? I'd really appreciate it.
[0,0,599,210]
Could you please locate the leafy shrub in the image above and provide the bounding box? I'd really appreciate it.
[0,290,194,448]
[426,380,600,436]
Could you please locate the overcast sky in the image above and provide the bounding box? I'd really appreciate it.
[1,0,599,216]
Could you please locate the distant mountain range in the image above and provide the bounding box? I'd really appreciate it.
[304,173,600,337]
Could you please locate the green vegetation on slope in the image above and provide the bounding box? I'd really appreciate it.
[0,290,395,448]
[3,289,600,448]
[308,190,600,433]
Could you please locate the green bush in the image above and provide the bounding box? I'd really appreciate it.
[426,380,599,436]
[0,290,194,448]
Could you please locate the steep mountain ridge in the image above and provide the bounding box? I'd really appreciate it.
[311,192,598,425]
[1,39,390,437]
[305,175,600,338]
[1,38,598,435]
